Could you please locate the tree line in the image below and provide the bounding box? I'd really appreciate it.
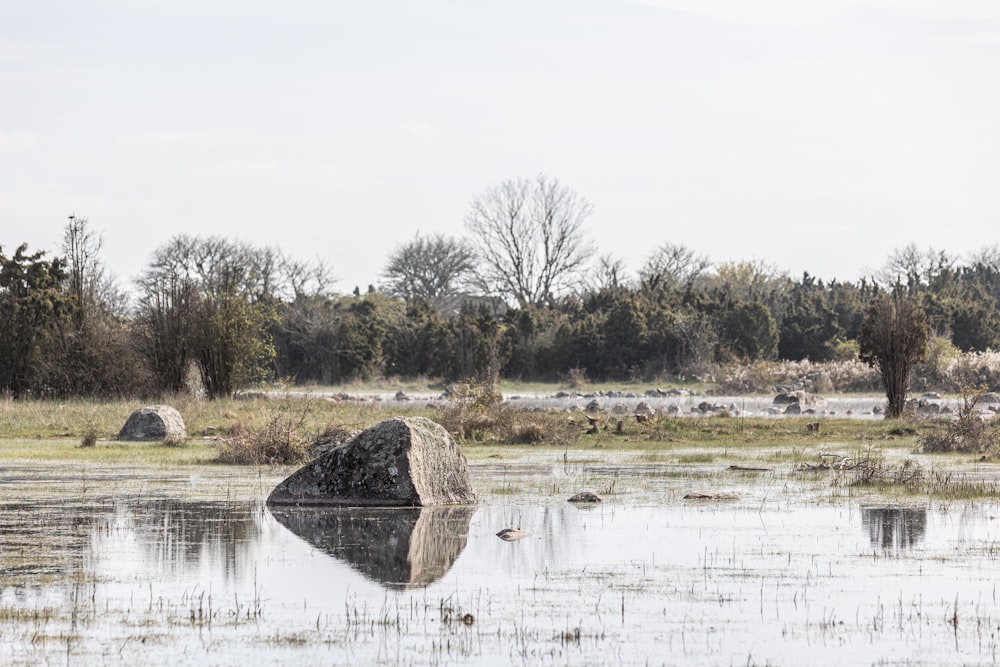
[3,176,999,400]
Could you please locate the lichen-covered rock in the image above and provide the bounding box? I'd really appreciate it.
[267,417,476,507]
[307,428,362,459]
[118,405,186,442]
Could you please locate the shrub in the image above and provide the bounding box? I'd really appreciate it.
[847,451,925,489]
[911,336,960,391]
[564,367,589,390]
[437,378,577,445]
[922,385,1000,454]
[216,413,309,465]
[437,380,507,441]
[828,338,859,362]
[510,422,546,444]
[80,425,98,448]
[859,291,929,418]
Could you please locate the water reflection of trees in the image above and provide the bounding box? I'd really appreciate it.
[0,497,267,594]
[93,499,265,584]
[861,507,927,551]
[270,506,474,589]
[0,500,104,591]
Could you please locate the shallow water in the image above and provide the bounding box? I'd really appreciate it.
[3,459,1000,666]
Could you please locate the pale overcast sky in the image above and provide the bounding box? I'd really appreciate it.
[2,1,998,293]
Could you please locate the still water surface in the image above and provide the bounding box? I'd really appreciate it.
[3,460,1000,666]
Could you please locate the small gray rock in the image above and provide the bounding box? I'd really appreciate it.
[496,528,530,542]
[568,491,602,503]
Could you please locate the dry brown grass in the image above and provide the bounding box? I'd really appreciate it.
[436,381,580,445]
[921,385,1000,454]
[216,414,309,465]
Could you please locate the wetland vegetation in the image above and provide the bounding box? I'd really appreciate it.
[2,381,1000,664]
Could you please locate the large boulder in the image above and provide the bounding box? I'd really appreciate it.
[267,417,476,507]
[118,405,186,442]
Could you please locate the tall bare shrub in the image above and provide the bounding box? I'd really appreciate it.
[859,290,929,418]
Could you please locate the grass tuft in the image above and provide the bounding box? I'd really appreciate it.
[216,414,309,465]
[80,425,98,448]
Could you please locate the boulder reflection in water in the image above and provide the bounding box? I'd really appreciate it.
[269,506,474,589]
[861,507,927,551]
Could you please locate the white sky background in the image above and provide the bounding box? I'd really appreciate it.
[1,0,998,293]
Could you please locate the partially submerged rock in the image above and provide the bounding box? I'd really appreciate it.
[496,528,530,542]
[568,491,602,503]
[683,491,739,500]
[118,405,186,442]
[267,417,476,507]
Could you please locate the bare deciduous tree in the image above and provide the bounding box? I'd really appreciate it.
[465,175,595,308]
[969,244,1000,274]
[41,216,145,396]
[639,243,711,293]
[380,232,475,311]
[62,215,129,318]
[877,244,955,291]
[588,253,629,292]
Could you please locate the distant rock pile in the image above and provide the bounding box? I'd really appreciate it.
[772,390,827,415]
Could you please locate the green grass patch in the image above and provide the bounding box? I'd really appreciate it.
[0,394,935,467]
[677,453,715,464]
[0,437,217,464]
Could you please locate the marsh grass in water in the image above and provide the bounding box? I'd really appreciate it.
[7,449,1000,665]
[840,448,1000,499]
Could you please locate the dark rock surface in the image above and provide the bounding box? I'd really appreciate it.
[307,428,362,459]
[267,417,477,507]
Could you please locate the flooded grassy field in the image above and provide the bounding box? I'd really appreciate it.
[3,450,1000,666]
